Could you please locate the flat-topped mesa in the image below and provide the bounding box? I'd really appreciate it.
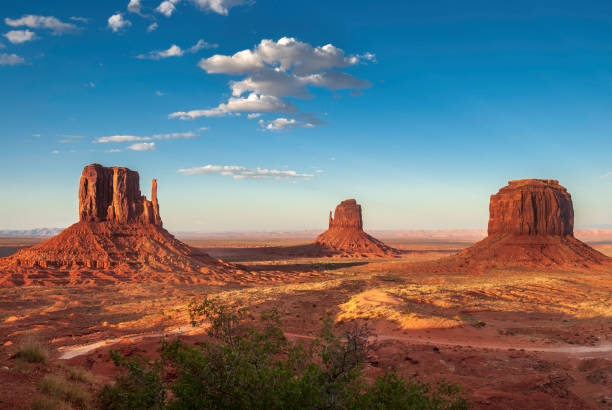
[423,178,609,272]
[488,179,573,237]
[328,199,363,230]
[78,164,162,226]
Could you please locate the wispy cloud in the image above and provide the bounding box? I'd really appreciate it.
[128,142,156,151]
[601,171,612,179]
[147,22,159,32]
[177,164,313,180]
[0,53,25,65]
[5,15,79,34]
[155,0,248,17]
[106,148,122,153]
[137,39,217,60]
[155,90,165,96]
[151,131,199,139]
[170,93,296,119]
[96,135,151,143]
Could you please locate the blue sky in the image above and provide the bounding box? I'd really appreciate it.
[1,0,611,231]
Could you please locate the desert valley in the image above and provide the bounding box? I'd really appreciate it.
[0,164,610,409]
[2,2,612,409]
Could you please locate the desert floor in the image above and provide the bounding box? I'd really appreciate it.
[0,237,611,409]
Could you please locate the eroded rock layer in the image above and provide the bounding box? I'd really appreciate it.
[0,164,241,286]
[426,179,609,272]
[315,199,399,257]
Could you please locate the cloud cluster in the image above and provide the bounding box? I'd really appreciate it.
[4,30,37,44]
[170,37,374,128]
[154,0,246,17]
[5,15,79,34]
[138,39,217,60]
[108,13,132,32]
[177,164,313,180]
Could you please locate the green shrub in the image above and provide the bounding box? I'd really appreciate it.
[99,298,468,409]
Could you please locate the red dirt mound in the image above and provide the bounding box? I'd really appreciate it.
[425,179,610,272]
[0,164,241,286]
[315,199,399,257]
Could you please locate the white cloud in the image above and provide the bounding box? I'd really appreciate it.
[178,37,374,126]
[96,135,151,143]
[5,15,78,34]
[107,13,132,33]
[106,148,122,153]
[4,30,37,44]
[127,0,143,14]
[32,133,41,137]
[58,135,84,143]
[601,172,612,178]
[191,0,246,15]
[259,116,318,131]
[138,39,216,59]
[156,0,180,17]
[128,142,156,151]
[247,113,261,119]
[147,22,159,32]
[177,164,313,180]
[198,126,209,131]
[151,131,199,139]
[170,93,296,119]
[0,53,25,65]
[70,17,89,23]
[51,150,60,154]
[155,90,165,96]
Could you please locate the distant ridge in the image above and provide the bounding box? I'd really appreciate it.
[0,228,64,237]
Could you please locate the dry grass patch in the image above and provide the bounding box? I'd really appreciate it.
[38,374,91,408]
[16,334,49,363]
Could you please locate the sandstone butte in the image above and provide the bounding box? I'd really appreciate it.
[315,199,399,257]
[0,164,242,287]
[428,179,610,272]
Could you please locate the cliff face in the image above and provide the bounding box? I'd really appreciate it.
[488,179,573,237]
[316,199,398,257]
[78,164,161,226]
[328,199,363,230]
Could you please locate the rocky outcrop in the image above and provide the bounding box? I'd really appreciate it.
[79,164,161,226]
[315,199,398,257]
[488,179,573,236]
[0,163,241,286]
[424,179,609,272]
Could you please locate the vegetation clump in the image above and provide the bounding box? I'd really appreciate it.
[98,298,468,409]
[16,335,49,364]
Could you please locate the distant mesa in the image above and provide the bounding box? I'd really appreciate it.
[0,164,240,286]
[429,179,610,271]
[315,199,399,257]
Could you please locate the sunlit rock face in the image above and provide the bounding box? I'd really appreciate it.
[488,179,573,237]
[79,164,161,226]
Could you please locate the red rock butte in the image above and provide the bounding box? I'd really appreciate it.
[315,199,399,257]
[0,164,241,286]
[429,179,609,271]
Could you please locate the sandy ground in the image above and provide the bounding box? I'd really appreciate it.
[0,237,611,409]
